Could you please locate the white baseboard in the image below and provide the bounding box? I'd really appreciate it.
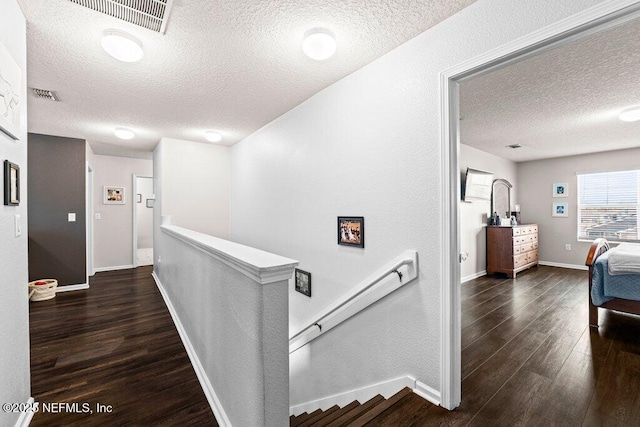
[290,376,419,416]
[414,380,441,406]
[539,261,588,271]
[14,397,35,427]
[56,283,89,293]
[461,270,487,283]
[93,265,134,273]
[151,272,231,427]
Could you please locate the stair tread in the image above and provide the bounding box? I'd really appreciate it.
[348,387,414,427]
[323,395,385,427]
[298,405,340,427]
[292,408,322,427]
[310,401,360,426]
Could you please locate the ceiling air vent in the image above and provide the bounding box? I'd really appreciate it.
[68,0,174,34]
[31,88,61,102]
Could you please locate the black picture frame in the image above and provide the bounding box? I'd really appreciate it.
[4,160,19,206]
[295,268,311,297]
[146,199,154,208]
[137,194,142,203]
[337,216,364,248]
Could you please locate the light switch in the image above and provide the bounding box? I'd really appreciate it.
[95,213,101,220]
[68,213,76,222]
[15,214,21,237]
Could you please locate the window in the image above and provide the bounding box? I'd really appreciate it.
[577,170,639,242]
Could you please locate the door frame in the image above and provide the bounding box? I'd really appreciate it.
[440,0,640,410]
[132,174,153,267]
[86,161,94,281]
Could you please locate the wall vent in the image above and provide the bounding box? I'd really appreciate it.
[31,88,61,102]
[68,0,174,34]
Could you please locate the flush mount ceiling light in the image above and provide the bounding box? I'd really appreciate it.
[114,127,135,140]
[204,131,222,143]
[302,28,336,61]
[619,107,640,122]
[101,30,144,62]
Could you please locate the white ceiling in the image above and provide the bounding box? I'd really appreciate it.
[18,0,476,158]
[460,16,640,163]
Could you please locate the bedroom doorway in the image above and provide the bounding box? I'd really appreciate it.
[133,175,154,267]
[441,2,640,410]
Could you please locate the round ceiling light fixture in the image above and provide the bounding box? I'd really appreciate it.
[302,28,336,61]
[114,127,135,140]
[102,30,144,63]
[619,107,640,122]
[204,131,222,143]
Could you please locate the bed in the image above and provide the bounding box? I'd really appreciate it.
[585,238,640,327]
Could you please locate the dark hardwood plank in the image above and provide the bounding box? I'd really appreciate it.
[323,395,384,427]
[29,266,217,426]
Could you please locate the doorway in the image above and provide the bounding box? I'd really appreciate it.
[442,2,640,410]
[133,175,153,267]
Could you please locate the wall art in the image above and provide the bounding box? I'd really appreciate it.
[104,186,125,204]
[0,42,22,140]
[338,216,364,248]
[552,202,568,217]
[3,160,19,205]
[552,183,568,198]
[295,268,311,297]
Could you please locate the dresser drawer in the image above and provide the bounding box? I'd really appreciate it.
[514,253,527,268]
[512,228,522,236]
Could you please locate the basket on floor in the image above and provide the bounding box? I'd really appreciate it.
[28,279,58,301]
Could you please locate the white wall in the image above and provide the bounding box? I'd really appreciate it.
[230,0,605,406]
[0,1,31,425]
[93,154,152,269]
[518,146,640,267]
[460,144,518,281]
[136,177,153,249]
[157,138,230,239]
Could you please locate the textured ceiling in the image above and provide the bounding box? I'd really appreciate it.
[18,0,476,158]
[460,16,640,163]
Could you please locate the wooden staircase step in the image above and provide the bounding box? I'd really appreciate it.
[347,387,414,427]
[323,395,385,427]
[297,405,340,427]
[291,408,322,427]
[308,401,360,426]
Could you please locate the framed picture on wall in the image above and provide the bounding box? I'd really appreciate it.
[338,216,364,248]
[0,42,22,140]
[294,268,311,297]
[552,183,568,198]
[552,202,568,217]
[3,160,19,205]
[104,186,125,204]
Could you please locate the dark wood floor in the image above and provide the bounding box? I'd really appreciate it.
[29,266,217,426]
[361,266,640,426]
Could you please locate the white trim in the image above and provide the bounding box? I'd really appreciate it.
[440,0,640,411]
[414,380,441,407]
[161,223,298,285]
[289,250,418,353]
[152,272,232,427]
[289,376,417,417]
[86,162,94,279]
[14,397,35,427]
[93,265,134,272]
[538,261,588,271]
[461,270,487,283]
[56,283,90,293]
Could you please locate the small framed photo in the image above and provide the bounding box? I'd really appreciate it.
[552,203,568,217]
[104,186,125,204]
[295,268,311,297]
[4,160,20,206]
[137,194,142,203]
[338,216,364,248]
[146,199,154,208]
[552,183,568,198]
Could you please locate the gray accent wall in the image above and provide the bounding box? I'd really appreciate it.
[518,146,640,267]
[28,133,86,285]
[0,1,31,425]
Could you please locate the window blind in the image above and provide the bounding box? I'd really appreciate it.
[577,170,640,242]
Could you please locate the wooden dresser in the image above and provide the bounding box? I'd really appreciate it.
[487,224,538,278]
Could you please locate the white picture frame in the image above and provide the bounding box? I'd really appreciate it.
[552,202,568,217]
[0,42,22,140]
[552,183,568,198]
[104,186,125,204]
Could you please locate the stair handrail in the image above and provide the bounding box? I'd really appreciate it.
[289,250,418,353]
